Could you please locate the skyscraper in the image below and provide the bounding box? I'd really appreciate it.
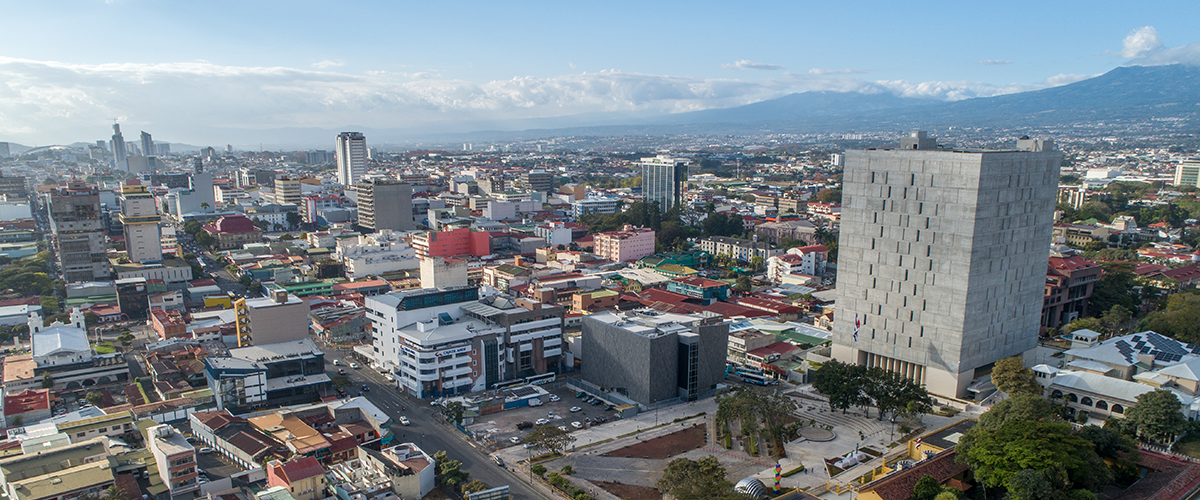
[111,124,128,171]
[119,180,163,263]
[141,131,154,159]
[335,132,367,186]
[639,155,689,210]
[831,132,1061,397]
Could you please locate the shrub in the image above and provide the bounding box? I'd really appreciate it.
[531,464,547,477]
[546,473,566,488]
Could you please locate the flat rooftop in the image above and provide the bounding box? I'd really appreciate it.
[227,338,323,362]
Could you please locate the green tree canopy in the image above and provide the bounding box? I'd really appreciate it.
[1123,389,1188,444]
[975,393,1063,431]
[1137,292,1200,343]
[525,424,576,455]
[656,456,742,500]
[960,420,1105,495]
[990,356,1042,395]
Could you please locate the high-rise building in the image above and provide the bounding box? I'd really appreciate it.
[356,179,413,232]
[140,131,154,159]
[0,142,9,158]
[119,180,163,263]
[335,132,367,186]
[111,124,128,171]
[47,181,111,282]
[521,170,553,194]
[274,174,302,206]
[1173,159,1200,188]
[831,132,1061,397]
[0,173,28,200]
[639,155,689,210]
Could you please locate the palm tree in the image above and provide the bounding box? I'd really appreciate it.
[200,202,210,209]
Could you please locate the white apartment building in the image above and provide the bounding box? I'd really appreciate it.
[364,287,563,399]
[335,230,420,279]
[572,197,620,219]
[766,245,829,282]
[336,132,368,186]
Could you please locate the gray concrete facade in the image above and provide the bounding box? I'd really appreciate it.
[581,310,728,406]
[831,133,1061,397]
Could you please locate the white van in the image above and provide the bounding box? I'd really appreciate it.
[528,398,543,407]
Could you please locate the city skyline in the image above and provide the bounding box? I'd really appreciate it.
[2,1,1200,146]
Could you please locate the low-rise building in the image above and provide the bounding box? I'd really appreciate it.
[766,245,829,282]
[1042,246,1102,331]
[204,338,329,412]
[203,214,263,250]
[327,444,435,500]
[699,236,783,262]
[267,456,326,500]
[146,424,199,498]
[666,276,730,302]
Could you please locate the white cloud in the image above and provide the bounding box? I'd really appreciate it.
[0,56,1101,143]
[1127,42,1200,66]
[720,60,784,71]
[310,60,343,69]
[1120,26,1162,58]
[808,68,865,75]
[978,59,1012,65]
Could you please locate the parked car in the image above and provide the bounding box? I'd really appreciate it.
[350,362,360,369]
[535,418,550,425]
[547,411,555,418]
[575,392,585,398]
[385,374,395,382]
[528,398,543,406]
[399,416,410,426]
[510,436,521,444]
[199,448,214,454]
[572,421,583,429]
[548,394,561,402]
[569,406,582,413]
[516,421,534,430]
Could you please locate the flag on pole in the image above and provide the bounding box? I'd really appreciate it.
[853,314,861,342]
[915,437,922,449]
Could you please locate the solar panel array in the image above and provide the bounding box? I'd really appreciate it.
[1114,333,1192,364]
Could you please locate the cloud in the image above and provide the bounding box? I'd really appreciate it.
[310,60,343,69]
[978,59,1012,65]
[1120,26,1162,58]
[0,56,1100,143]
[1127,42,1200,66]
[720,60,783,71]
[808,68,865,75]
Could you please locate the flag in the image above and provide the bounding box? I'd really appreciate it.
[853,313,861,342]
[915,438,922,449]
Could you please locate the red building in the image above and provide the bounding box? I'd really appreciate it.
[202,214,263,250]
[1042,248,1102,331]
[3,389,51,423]
[410,227,490,258]
[151,309,189,340]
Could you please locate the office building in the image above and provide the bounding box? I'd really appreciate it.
[572,197,620,219]
[140,131,154,161]
[275,174,303,206]
[203,338,329,412]
[410,227,490,259]
[581,309,728,405]
[234,289,309,347]
[0,173,27,200]
[831,132,1061,397]
[336,132,368,186]
[364,287,563,398]
[303,194,341,224]
[0,142,8,158]
[119,180,163,263]
[110,124,128,171]
[1174,159,1200,188]
[639,155,689,210]
[420,256,467,289]
[593,225,655,262]
[522,170,553,194]
[357,179,414,232]
[47,182,110,282]
[305,150,335,165]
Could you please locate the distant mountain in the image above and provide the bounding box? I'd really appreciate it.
[659,91,935,124]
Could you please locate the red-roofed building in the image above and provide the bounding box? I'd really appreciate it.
[667,276,731,302]
[202,214,263,250]
[768,245,829,282]
[1042,251,1102,331]
[3,388,51,423]
[151,309,189,340]
[1145,263,1200,290]
[746,342,802,373]
[735,296,802,321]
[267,456,327,500]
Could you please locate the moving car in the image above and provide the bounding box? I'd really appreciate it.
[510,436,521,444]
[399,416,410,425]
[362,385,370,392]
[333,359,340,366]
[493,455,505,467]
[338,368,346,375]
[350,362,360,369]
[199,448,214,454]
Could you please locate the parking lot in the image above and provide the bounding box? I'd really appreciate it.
[466,386,621,448]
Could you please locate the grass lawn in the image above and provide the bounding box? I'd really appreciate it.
[1177,434,1200,459]
[93,342,116,354]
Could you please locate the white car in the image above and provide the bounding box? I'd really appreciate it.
[572,421,583,429]
[199,447,214,454]
[350,362,360,369]
[569,406,582,412]
[332,359,340,366]
[535,418,550,425]
[385,374,395,382]
[558,425,569,432]
[399,416,410,425]
[510,436,521,444]
[548,395,561,402]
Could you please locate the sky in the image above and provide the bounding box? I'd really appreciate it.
[2,0,1200,147]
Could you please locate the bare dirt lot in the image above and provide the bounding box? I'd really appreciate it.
[602,423,707,460]
[593,481,662,500]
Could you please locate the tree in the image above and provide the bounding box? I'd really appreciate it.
[990,357,1042,395]
[657,456,742,500]
[1101,305,1132,335]
[749,255,764,272]
[525,424,576,455]
[560,465,574,475]
[40,295,59,314]
[280,233,295,241]
[41,373,54,389]
[118,332,135,349]
[960,420,1104,495]
[85,391,104,406]
[975,393,1063,431]
[1137,292,1200,343]
[443,401,465,426]
[1124,389,1188,444]
[813,189,842,204]
[200,202,210,209]
[910,474,961,500]
[1090,267,1138,319]
[530,464,547,477]
[103,486,133,500]
[1062,317,1104,335]
[734,276,752,292]
[286,211,303,229]
[461,480,488,496]
[194,231,216,249]
[183,220,203,236]
[432,451,469,490]
[1004,469,1054,500]
[812,360,866,413]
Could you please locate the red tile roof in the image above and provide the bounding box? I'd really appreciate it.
[747,341,801,358]
[1162,264,1200,282]
[670,276,728,288]
[859,450,969,500]
[274,456,325,483]
[1048,255,1100,272]
[3,389,50,416]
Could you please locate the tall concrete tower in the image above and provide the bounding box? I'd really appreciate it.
[335,132,367,186]
[140,131,154,159]
[120,179,163,263]
[830,132,1061,397]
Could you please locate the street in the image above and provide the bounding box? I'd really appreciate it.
[326,347,551,500]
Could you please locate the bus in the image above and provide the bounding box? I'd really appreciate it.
[735,368,778,386]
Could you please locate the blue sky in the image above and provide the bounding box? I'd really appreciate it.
[2,0,1199,146]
